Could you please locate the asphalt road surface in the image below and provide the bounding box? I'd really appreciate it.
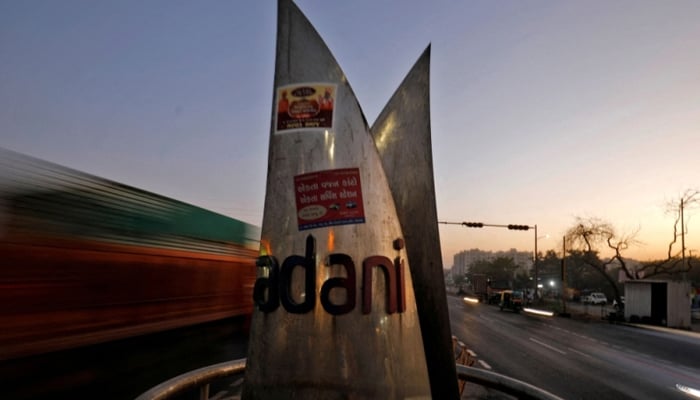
[5,300,699,400]
[448,295,700,399]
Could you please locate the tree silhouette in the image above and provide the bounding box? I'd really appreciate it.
[564,190,700,308]
[564,217,632,307]
[468,257,520,286]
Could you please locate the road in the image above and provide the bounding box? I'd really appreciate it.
[5,298,699,400]
[448,295,700,399]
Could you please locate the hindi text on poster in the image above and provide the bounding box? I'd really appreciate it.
[294,168,365,231]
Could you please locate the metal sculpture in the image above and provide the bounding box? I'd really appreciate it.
[371,45,460,399]
[242,1,431,398]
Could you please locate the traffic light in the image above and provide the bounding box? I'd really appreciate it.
[462,222,484,228]
[507,224,530,230]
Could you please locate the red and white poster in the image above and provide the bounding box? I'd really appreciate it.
[294,168,365,231]
[276,83,336,132]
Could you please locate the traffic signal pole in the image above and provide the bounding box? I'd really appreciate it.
[438,221,531,230]
[438,220,537,299]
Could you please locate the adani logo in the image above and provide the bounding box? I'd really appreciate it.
[253,235,407,316]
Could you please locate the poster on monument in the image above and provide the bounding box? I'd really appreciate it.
[276,83,336,132]
[294,167,365,231]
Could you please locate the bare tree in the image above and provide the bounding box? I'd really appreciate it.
[666,189,699,256]
[564,217,637,306]
[636,189,700,278]
[564,190,700,307]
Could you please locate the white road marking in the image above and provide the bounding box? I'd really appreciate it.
[567,347,593,359]
[478,359,492,370]
[529,337,567,355]
[467,349,477,357]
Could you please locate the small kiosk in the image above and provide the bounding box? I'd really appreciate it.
[624,280,692,329]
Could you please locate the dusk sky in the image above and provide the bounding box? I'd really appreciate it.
[2,1,699,268]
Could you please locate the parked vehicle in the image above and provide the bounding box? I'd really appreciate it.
[583,292,608,305]
[499,290,524,312]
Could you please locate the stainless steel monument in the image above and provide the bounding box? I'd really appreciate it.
[242,0,432,398]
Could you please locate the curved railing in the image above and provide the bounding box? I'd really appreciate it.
[135,358,564,400]
[455,364,563,400]
[135,359,247,400]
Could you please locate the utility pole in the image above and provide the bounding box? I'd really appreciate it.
[681,198,686,280]
[561,236,568,316]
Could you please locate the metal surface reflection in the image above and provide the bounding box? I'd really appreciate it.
[242,0,430,398]
[370,46,460,399]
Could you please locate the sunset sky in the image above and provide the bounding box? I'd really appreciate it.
[2,1,699,268]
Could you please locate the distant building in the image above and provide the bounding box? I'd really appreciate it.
[451,248,533,278]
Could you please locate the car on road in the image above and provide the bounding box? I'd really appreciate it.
[583,292,608,305]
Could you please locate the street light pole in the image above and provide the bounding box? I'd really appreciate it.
[561,236,568,315]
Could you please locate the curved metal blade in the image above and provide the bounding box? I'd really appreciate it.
[371,45,460,399]
[242,1,430,399]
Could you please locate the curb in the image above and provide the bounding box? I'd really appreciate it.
[615,321,700,338]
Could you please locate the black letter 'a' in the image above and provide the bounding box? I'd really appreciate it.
[253,255,280,312]
[280,235,316,314]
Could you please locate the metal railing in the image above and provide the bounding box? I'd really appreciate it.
[455,364,564,400]
[135,359,246,400]
[452,335,475,394]
[135,358,564,400]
